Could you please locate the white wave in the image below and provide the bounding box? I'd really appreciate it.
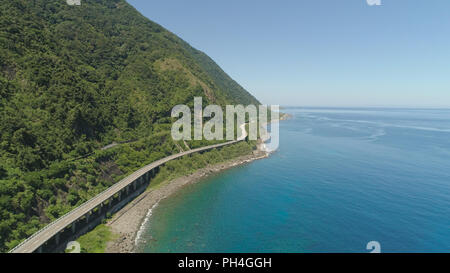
[303,115,450,133]
[134,201,160,247]
[389,124,450,133]
[302,128,312,134]
[330,123,364,132]
[367,128,386,141]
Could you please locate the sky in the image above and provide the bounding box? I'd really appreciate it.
[127,0,450,107]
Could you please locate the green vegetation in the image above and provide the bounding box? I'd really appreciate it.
[150,140,257,189]
[77,140,257,253]
[74,224,116,253]
[0,0,260,252]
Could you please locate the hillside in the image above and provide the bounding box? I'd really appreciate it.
[0,0,259,251]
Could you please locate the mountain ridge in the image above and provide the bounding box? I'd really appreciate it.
[0,0,259,251]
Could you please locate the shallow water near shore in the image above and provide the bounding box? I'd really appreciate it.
[137,108,450,253]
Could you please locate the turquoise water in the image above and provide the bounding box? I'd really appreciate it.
[137,108,450,253]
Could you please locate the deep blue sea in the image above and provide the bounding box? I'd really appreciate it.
[137,108,450,253]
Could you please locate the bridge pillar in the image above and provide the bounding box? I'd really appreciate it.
[99,204,105,220]
[118,192,122,201]
[126,186,129,195]
[55,233,60,245]
[133,180,137,190]
[145,172,149,183]
[37,246,43,253]
[71,221,76,234]
[86,213,90,224]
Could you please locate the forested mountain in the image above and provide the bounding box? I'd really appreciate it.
[0,0,259,251]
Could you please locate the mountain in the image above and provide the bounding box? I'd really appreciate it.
[0,0,259,251]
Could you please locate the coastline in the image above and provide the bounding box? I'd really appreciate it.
[105,148,269,253]
[104,115,290,253]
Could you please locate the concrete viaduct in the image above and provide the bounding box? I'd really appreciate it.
[10,128,247,253]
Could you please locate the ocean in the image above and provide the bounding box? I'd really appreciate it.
[136,108,450,253]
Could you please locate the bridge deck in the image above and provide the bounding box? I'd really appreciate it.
[10,138,243,253]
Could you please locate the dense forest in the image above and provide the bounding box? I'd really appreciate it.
[0,0,260,251]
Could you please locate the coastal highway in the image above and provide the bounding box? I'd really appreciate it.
[10,124,248,253]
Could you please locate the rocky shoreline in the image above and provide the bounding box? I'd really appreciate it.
[105,148,269,253]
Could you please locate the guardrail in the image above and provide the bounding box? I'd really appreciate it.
[9,138,243,253]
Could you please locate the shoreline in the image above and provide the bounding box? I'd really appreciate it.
[104,115,291,253]
[105,148,269,253]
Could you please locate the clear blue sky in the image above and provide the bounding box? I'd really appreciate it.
[127,0,450,107]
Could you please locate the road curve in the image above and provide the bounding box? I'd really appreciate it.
[10,131,247,253]
[10,136,247,253]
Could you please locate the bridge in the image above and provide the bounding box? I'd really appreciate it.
[10,126,248,253]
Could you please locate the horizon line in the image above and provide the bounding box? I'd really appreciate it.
[277,105,450,110]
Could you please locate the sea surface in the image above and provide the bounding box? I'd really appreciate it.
[136,108,450,253]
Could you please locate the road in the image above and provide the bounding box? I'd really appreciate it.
[10,126,247,253]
